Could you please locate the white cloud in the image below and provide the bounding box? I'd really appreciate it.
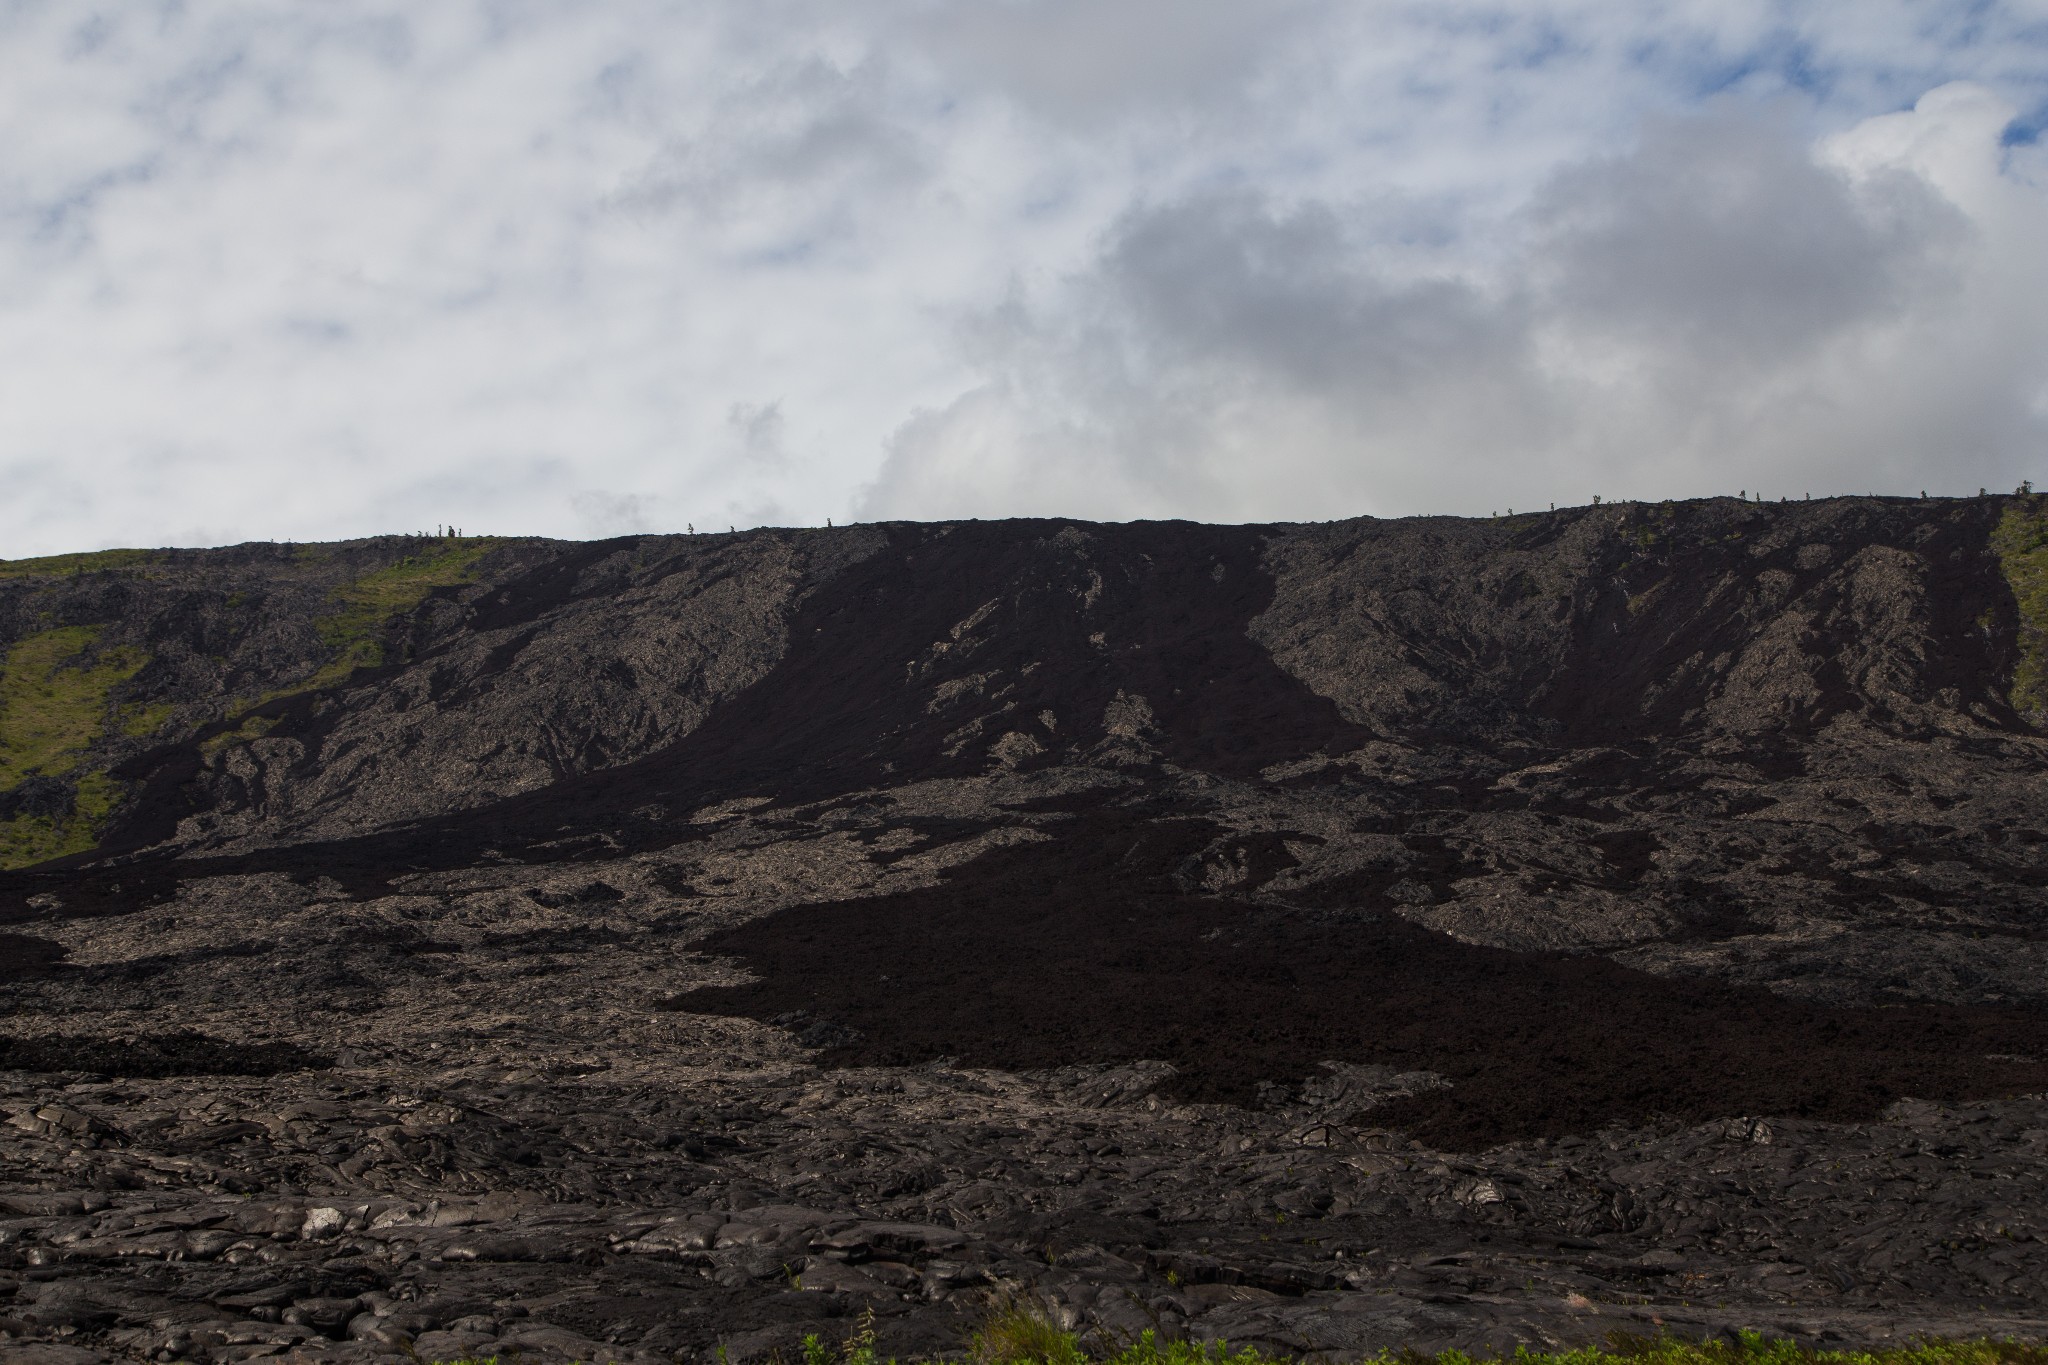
[0,3,2045,554]
[900,0,1326,123]
[862,83,2048,521]
[571,490,656,537]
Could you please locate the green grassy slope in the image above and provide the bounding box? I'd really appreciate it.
[0,536,510,868]
[1992,495,2048,726]
[0,625,148,866]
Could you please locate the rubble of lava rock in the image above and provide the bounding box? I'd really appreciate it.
[5,1055,2048,1365]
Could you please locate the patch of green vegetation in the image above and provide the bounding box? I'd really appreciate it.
[119,699,176,738]
[0,770,117,867]
[0,547,155,579]
[0,625,149,869]
[201,712,277,758]
[223,538,502,724]
[0,627,146,786]
[424,1329,2048,1365]
[315,537,499,669]
[1992,494,2048,726]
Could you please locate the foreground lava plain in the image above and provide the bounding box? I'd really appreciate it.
[3,497,2048,1361]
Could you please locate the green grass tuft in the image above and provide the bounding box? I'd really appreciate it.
[972,1294,1088,1365]
[1992,495,2048,726]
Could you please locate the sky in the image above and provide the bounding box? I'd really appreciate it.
[3,2,2048,553]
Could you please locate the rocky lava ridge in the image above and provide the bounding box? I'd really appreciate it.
[2,495,2048,1361]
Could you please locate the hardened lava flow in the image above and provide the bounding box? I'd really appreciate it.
[4,495,2048,1361]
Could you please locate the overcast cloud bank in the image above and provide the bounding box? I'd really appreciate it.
[1,2,2046,552]
[868,83,2048,522]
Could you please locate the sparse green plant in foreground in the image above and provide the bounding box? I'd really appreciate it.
[1992,494,2048,726]
[421,1329,2048,1365]
[967,1329,2048,1365]
[971,1295,1089,1365]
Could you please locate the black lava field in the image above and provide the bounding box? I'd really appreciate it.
[4,495,2048,1361]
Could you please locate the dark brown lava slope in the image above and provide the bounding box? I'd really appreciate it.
[3,494,2048,1361]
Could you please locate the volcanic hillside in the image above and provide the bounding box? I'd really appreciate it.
[7,496,2048,1129]
[5,495,2048,1361]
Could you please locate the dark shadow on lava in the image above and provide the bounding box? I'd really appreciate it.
[679,810,2048,1151]
[0,1032,330,1078]
[0,931,69,983]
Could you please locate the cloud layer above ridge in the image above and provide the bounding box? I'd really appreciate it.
[868,83,2048,522]
[1,2,2046,552]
